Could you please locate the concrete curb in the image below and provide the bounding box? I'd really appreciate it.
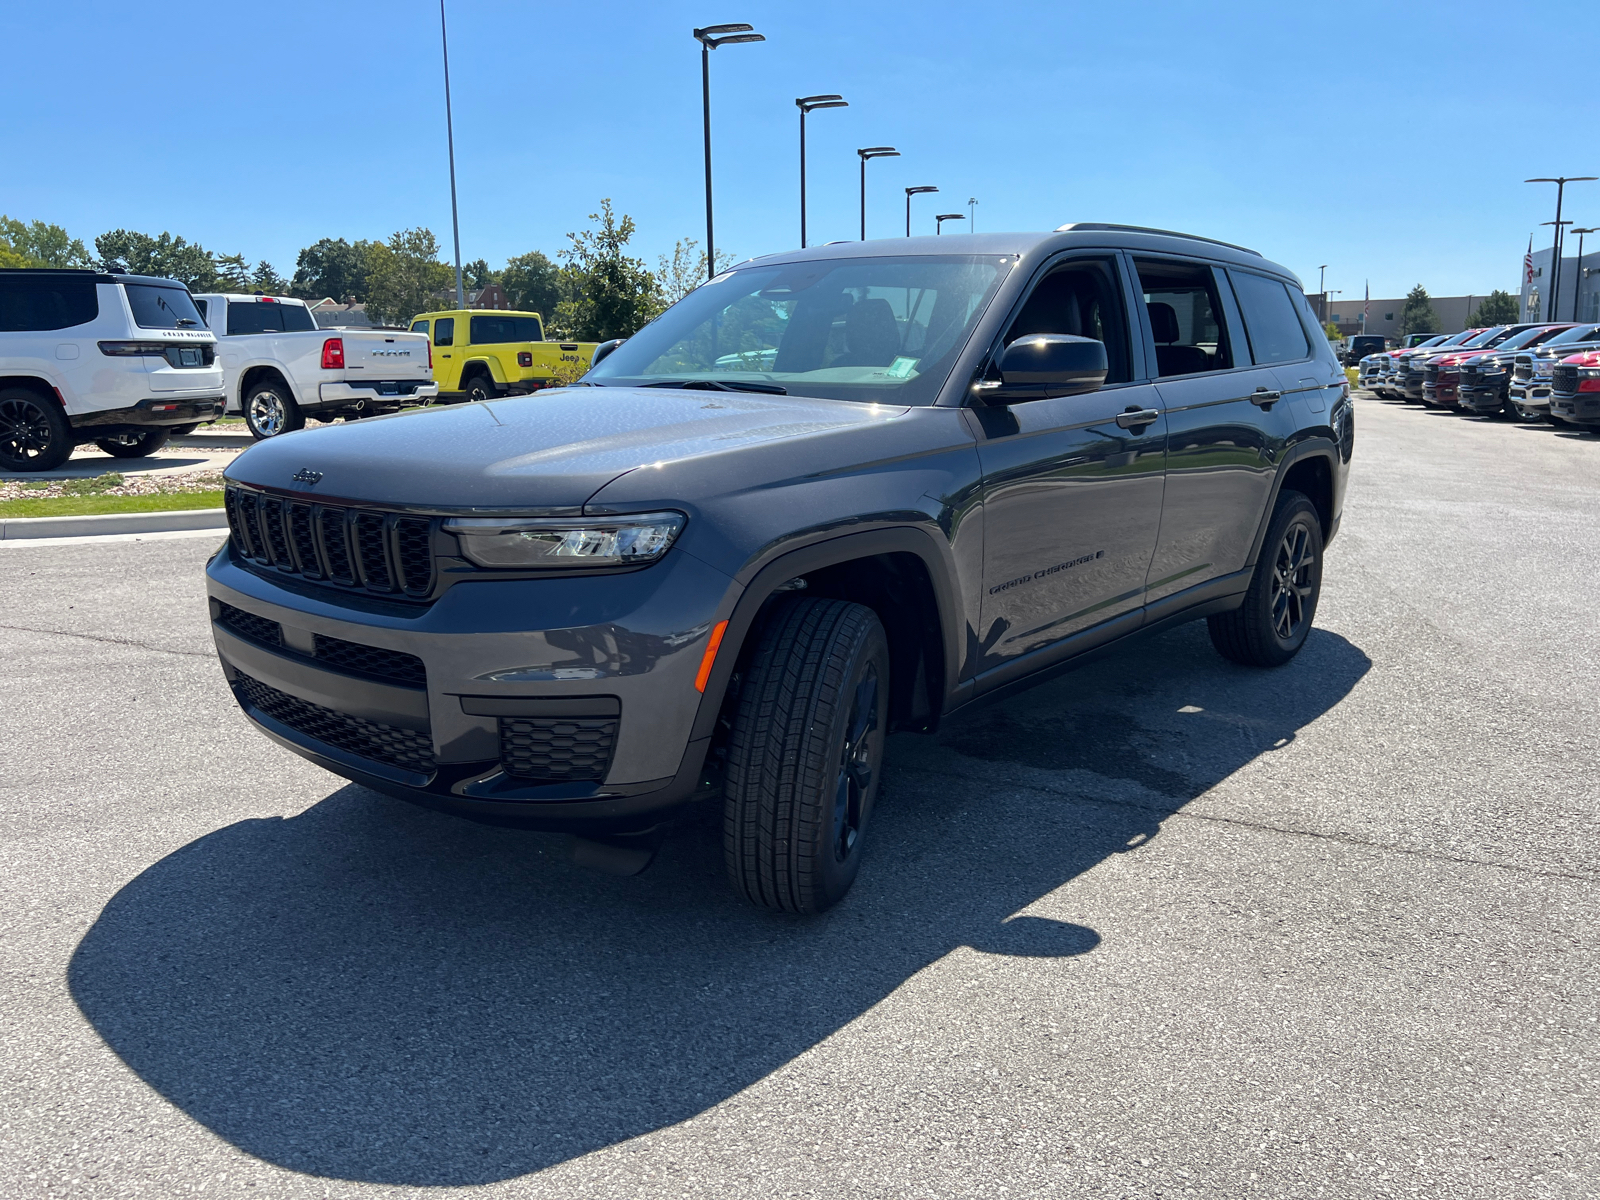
[0,508,227,541]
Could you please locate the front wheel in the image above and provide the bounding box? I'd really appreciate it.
[723,598,891,914]
[1208,490,1324,668]
[94,429,170,458]
[245,380,304,439]
[0,387,74,472]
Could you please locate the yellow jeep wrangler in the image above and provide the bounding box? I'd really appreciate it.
[408,309,598,402]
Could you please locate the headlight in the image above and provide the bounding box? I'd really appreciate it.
[443,512,686,569]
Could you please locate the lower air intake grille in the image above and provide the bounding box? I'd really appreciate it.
[234,671,435,774]
[215,601,282,647]
[312,634,427,688]
[499,716,617,783]
[1553,364,1579,394]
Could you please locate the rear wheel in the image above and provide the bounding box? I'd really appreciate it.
[245,379,304,439]
[723,597,890,914]
[94,429,170,458]
[1208,490,1323,668]
[464,372,496,404]
[0,387,74,472]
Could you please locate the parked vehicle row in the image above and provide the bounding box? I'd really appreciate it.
[1357,321,1600,428]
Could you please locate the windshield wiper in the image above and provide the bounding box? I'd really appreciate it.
[175,318,197,327]
[643,379,787,395]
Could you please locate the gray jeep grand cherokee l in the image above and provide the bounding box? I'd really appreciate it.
[207,225,1352,912]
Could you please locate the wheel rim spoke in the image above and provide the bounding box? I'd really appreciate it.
[833,667,879,862]
[1269,521,1316,642]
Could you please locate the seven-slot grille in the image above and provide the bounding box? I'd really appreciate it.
[499,717,618,783]
[1553,364,1580,394]
[224,486,435,598]
[234,671,436,775]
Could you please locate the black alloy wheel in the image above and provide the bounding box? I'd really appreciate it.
[464,373,495,404]
[94,429,170,458]
[0,387,74,472]
[1208,490,1323,668]
[723,597,891,913]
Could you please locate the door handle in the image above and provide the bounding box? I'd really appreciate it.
[1116,407,1160,429]
[1251,386,1280,407]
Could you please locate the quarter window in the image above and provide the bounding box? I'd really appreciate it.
[1230,271,1312,365]
[0,276,99,331]
[434,317,455,347]
[1133,260,1234,376]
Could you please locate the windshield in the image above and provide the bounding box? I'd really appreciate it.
[585,254,1010,404]
[1544,323,1600,346]
[1461,327,1507,348]
[124,283,205,330]
[1493,326,1561,351]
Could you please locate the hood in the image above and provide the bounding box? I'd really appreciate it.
[223,386,911,511]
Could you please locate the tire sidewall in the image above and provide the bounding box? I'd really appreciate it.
[245,382,299,439]
[465,375,493,404]
[0,389,73,472]
[1255,494,1323,660]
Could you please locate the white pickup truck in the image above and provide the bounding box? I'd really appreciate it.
[192,293,437,439]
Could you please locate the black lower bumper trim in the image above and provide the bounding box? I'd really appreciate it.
[72,396,223,431]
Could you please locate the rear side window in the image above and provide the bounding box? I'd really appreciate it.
[126,284,205,330]
[410,319,429,336]
[470,314,542,343]
[1231,272,1312,364]
[194,298,209,323]
[1133,259,1235,376]
[280,304,316,332]
[0,276,100,331]
[434,317,455,346]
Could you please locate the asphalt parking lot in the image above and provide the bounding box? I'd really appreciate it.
[1,394,1595,1199]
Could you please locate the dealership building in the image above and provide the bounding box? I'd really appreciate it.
[1315,293,1499,339]
[1518,245,1600,325]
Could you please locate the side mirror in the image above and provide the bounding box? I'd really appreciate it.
[590,338,625,369]
[981,334,1108,403]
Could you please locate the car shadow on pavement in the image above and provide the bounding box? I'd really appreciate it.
[69,622,1369,1186]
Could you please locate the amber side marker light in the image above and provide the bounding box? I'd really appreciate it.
[694,620,729,692]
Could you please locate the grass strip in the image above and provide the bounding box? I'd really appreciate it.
[0,491,224,519]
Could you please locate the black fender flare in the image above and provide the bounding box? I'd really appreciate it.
[1245,434,1341,568]
[687,525,965,745]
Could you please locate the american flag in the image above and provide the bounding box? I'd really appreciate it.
[1525,234,1535,284]
[1363,282,1370,319]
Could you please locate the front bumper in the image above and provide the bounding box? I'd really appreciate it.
[1549,392,1600,423]
[205,541,736,832]
[1457,380,1508,413]
[1510,383,1551,412]
[70,395,224,432]
[316,380,439,408]
[1424,378,1459,406]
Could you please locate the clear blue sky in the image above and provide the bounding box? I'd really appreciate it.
[4,0,1595,301]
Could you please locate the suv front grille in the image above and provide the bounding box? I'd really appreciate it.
[312,634,427,688]
[234,671,436,774]
[499,716,618,783]
[1423,364,1440,384]
[1553,364,1579,394]
[225,485,436,599]
[1513,358,1533,382]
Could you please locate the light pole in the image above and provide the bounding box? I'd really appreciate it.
[935,213,965,235]
[439,0,464,307]
[695,23,766,281]
[1526,176,1597,322]
[857,147,899,240]
[796,94,847,249]
[1326,290,1342,337]
[905,186,937,236]
[1317,265,1328,323]
[968,196,977,232]
[1574,227,1598,321]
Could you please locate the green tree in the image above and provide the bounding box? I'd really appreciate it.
[655,237,738,307]
[364,228,452,326]
[463,258,497,289]
[501,249,563,319]
[1323,321,1340,341]
[94,229,218,289]
[290,237,374,302]
[553,199,663,340]
[0,216,92,268]
[250,261,289,295]
[1398,284,1441,337]
[213,252,252,292]
[1469,289,1519,326]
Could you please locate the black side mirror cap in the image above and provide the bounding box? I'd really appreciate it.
[976,334,1108,404]
[590,338,626,369]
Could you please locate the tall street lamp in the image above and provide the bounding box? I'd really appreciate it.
[968,196,977,232]
[439,0,464,307]
[1317,265,1328,323]
[796,94,847,249]
[935,213,965,235]
[1574,227,1598,321]
[695,23,766,281]
[857,147,899,240]
[1526,176,1597,321]
[905,186,937,236]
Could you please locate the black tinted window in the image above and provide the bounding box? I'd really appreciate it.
[410,319,429,336]
[434,317,455,346]
[1134,259,1234,376]
[194,298,209,323]
[280,304,315,332]
[126,284,204,330]
[227,301,283,335]
[1230,271,1311,364]
[1004,257,1131,384]
[0,275,99,331]
[470,314,542,343]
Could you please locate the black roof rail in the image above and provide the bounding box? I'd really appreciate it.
[1055,223,1262,257]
